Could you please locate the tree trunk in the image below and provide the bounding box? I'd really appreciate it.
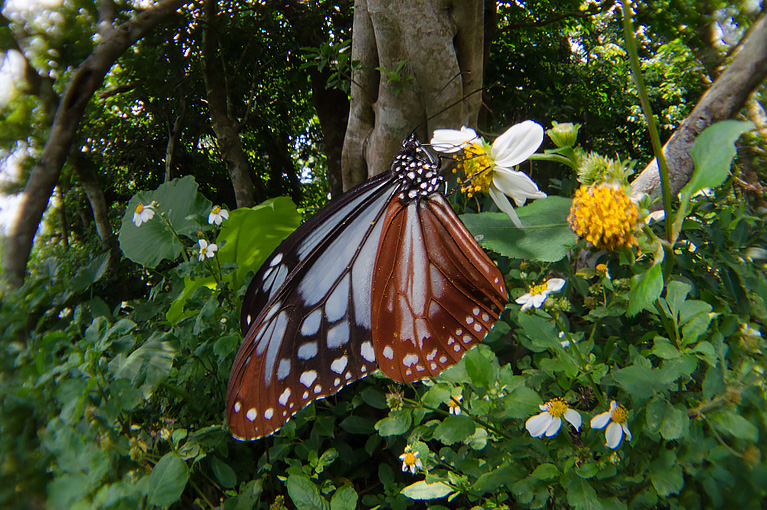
[342,0,485,190]
[165,98,186,182]
[631,12,767,202]
[201,0,263,208]
[2,0,185,288]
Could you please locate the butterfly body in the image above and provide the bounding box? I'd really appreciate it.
[227,134,507,441]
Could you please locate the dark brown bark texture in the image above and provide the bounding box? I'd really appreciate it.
[201,0,262,209]
[342,0,485,190]
[631,12,767,202]
[2,0,185,288]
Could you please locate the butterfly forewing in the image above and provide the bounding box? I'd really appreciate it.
[228,176,395,440]
[239,172,393,337]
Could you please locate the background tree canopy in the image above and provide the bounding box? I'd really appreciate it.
[1,0,766,509]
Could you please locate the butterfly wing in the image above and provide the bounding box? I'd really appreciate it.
[371,193,507,382]
[239,172,393,337]
[227,175,396,441]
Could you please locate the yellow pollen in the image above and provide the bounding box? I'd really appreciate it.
[456,142,494,196]
[403,452,417,465]
[547,398,569,418]
[135,203,144,214]
[568,183,639,250]
[211,205,221,214]
[611,404,628,424]
[596,263,608,274]
[529,282,548,295]
[448,396,462,408]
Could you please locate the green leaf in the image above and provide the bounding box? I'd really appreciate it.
[683,120,755,199]
[645,396,687,441]
[287,475,329,510]
[119,176,212,268]
[460,196,577,262]
[374,410,412,436]
[146,453,189,507]
[710,412,759,442]
[433,415,476,445]
[650,338,680,360]
[503,386,542,418]
[531,463,559,481]
[518,312,562,353]
[649,450,684,497]
[401,481,453,500]
[464,346,498,389]
[627,263,663,317]
[70,252,110,292]
[330,485,358,510]
[565,476,602,510]
[210,456,237,489]
[167,197,301,323]
[115,333,178,399]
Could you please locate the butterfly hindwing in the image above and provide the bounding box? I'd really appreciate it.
[371,193,507,383]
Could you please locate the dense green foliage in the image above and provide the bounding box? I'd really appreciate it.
[2,0,767,509]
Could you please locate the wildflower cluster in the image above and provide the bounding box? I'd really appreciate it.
[568,183,639,250]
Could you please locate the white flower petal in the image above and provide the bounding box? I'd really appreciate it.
[515,293,533,306]
[546,278,566,292]
[489,185,522,227]
[622,423,632,441]
[544,416,563,437]
[590,411,611,430]
[492,167,547,207]
[564,409,582,430]
[605,422,623,449]
[430,126,478,153]
[525,412,553,438]
[530,293,547,308]
[490,120,544,169]
[608,400,618,413]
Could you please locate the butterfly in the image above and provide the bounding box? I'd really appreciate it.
[226,134,508,440]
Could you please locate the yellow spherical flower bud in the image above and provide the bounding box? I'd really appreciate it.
[568,183,639,250]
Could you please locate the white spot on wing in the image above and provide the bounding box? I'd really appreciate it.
[361,341,376,362]
[270,253,283,266]
[325,274,349,322]
[297,341,318,360]
[403,353,418,366]
[264,408,274,420]
[327,321,350,348]
[300,309,322,336]
[279,388,291,406]
[383,345,394,360]
[331,355,348,374]
[246,408,257,421]
[277,359,290,380]
[234,402,241,413]
[300,370,318,387]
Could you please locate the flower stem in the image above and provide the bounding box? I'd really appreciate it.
[620,0,673,245]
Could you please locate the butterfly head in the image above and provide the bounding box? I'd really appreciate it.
[392,135,444,201]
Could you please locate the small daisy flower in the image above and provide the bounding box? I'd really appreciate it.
[208,205,230,225]
[198,239,218,261]
[590,400,632,449]
[448,395,463,415]
[516,278,566,311]
[559,331,570,348]
[431,121,546,227]
[526,398,582,438]
[132,202,155,227]
[568,183,639,250]
[399,445,423,474]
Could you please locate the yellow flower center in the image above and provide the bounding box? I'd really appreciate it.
[611,404,628,424]
[135,203,144,214]
[211,205,221,214]
[455,142,494,197]
[529,282,548,296]
[547,398,569,418]
[567,183,639,250]
[448,396,462,409]
[402,451,418,465]
[596,263,608,274]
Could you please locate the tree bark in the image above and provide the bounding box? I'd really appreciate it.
[2,0,185,288]
[631,12,767,202]
[165,98,186,182]
[342,0,485,190]
[201,0,263,208]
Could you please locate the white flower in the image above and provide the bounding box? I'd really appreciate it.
[448,395,462,415]
[399,446,423,474]
[590,400,632,449]
[526,398,582,438]
[132,202,155,227]
[516,278,566,311]
[208,205,230,225]
[559,331,570,348]
[431,121,546,227]
[198,239,218,261]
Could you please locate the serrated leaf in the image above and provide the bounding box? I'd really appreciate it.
[146,453,189,507]
[650,338,680,360]
[627,263,663,317]
[566,476,602,510]
[645,396,687,440]
[330,485,358,510]
[461,196,577,262]
[287,475,329,510]
[401,481,453,500]
[433,415,476,445]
